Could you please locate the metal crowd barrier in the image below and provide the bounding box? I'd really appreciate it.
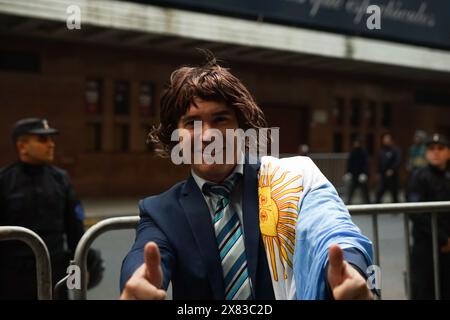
[69,201,450,300]
[0,226,53,300]
[348,201,450,300]
[72,216,139,300]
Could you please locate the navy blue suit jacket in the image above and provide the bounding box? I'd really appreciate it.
[120,161,370,299]
[120,162,275,299]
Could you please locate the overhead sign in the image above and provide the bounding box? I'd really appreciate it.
[132,0,450,49]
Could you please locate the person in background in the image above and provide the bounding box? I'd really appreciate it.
[375,133,401,203]
[407,133,450,300]
[345,138,370,204]
[0,118,104,299]
[406,130,427,174]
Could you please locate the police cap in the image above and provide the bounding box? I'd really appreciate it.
[426,133,449,148]
[12,118,59,142]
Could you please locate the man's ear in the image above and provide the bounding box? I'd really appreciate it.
[16,136,29,156]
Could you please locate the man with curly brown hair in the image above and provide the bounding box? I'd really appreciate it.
[120,56,375,300]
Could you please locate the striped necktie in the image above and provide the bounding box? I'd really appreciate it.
[203,173,253,300]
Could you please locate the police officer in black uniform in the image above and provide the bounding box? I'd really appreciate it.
[0,118,103,299]
[407,133,450,299]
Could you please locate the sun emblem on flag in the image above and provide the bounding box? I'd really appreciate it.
[258,163,303,281]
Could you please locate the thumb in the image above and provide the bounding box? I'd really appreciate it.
[327,244,345,288]
[144,242,163,289]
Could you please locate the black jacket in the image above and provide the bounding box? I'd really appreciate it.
[378,146,401,176]
[407,164,450,246]
[347,147,369,180]
[0,162,85,267]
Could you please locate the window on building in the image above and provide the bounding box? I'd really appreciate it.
[139,82,154,117]
[85,78,102,115]
[350,99,361,127]
[83,78,158,153]
[114,80,130,115]
[382,102,392,128]
[333,97,345,126]
[114,123,130,152]
[367,100,377,127]
[86,122,102,152]
[333,132,343,152]
[366,133,374,156]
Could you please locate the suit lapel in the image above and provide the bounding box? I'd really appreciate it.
[180,176,225,299]
[242,162,261,296]
[180,161,262,299]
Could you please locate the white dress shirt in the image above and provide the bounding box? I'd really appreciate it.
[191,163,245,229]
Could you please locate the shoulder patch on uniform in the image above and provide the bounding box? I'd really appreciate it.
[74,204,85,221]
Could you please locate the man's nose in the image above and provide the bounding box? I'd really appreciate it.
[200,123,214,142]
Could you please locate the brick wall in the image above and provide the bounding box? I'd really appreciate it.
[1,35,449,196]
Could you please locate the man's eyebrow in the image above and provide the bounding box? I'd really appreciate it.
[180,115,200,122]
[211,110,233,117]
